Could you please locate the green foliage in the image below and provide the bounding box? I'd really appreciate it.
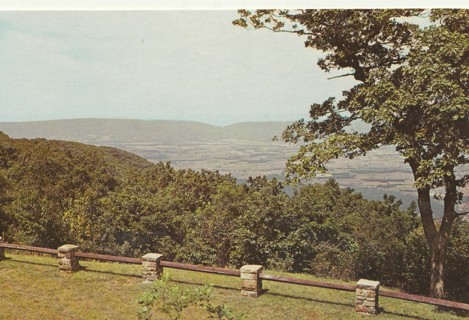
[0,132,16,236]
[4,138,121,247]
[138,273,244,320]
[400,227,431,294]
[235,9,468,190]
[0,172,11,236]
[1,131,468,301]
[446,219,469,301]
[234,9,468,298]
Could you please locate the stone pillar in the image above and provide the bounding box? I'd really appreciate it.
[240,265,263,297]
[142,253,163,283]
[355,279,380,315]
[57,244,80,272]
[0,237,5,260]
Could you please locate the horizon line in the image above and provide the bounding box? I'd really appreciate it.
[0,117,297,127]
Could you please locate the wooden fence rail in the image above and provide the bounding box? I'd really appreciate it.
[0,242,58,255]
[160,260,241,277]
[378,290,469,311]
[259,273,355,292]
[1,241,468,313]
[75,251,142,264]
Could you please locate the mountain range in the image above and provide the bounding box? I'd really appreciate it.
[0,119,291,144]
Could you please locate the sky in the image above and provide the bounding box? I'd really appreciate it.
[1,10,358,125]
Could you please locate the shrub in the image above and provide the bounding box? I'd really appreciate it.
[138,273,245,320]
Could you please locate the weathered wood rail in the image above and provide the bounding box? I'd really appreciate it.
[258,273,469,311]
[1,241,468,314]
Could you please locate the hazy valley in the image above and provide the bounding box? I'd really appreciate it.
[0,118,459,212]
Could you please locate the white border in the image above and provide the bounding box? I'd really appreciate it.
[0,0,466,10]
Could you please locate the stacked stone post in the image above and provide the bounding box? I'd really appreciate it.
[240,265,263,297]
[355,279,380,315]
[57,244,80,272]
[142,253,163,283]
[0,237,5,260]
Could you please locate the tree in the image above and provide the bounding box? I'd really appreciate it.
[0,133,17,237]
[234,9,468,298]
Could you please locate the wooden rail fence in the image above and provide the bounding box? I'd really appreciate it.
[1,241,468,315]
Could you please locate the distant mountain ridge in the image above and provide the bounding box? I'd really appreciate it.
[0,119,292,144]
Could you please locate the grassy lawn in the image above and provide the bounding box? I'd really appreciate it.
[0,252,466,320]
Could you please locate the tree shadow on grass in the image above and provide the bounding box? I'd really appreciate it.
[379,309,433,320]
[78,265,142,278]
[5,257,55,268]
[435,306,469,318]
[381,307,468,319]
[5,257,142,278]
[5,258,466,319]
[169,278,359,314]
[264,291,446,320]
[266,290,352,309]
[170,278,238,292]
[166,280,446,320]
[379,302,468,319]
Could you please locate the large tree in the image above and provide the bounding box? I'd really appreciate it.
[234,9,468,298]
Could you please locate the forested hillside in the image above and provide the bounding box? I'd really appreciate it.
[0,132,467,302]
[0,119,425,212]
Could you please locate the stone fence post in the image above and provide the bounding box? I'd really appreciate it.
[355,279,380,315]
[142,253,163,283]
[57,244,80,272]
[0,237,5,260]
[240,265,263,297]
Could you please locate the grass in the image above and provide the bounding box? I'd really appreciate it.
[0,252,467,320]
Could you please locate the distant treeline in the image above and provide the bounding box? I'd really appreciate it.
[0,132,467,302]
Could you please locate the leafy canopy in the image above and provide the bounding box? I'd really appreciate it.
[235,10,469,199]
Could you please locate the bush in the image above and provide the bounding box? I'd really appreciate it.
[138,273,244,320]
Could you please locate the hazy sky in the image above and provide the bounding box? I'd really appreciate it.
[0,11,358,125]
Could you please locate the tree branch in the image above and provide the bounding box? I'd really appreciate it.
[260,25,314,35]
[327,73,356,80]
[242,15,315,35]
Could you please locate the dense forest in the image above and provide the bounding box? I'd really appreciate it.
[0,132,467,302]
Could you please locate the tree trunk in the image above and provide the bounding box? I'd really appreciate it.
[413,163,457,299]
[429,235,448,298]
[416,188,446,298]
